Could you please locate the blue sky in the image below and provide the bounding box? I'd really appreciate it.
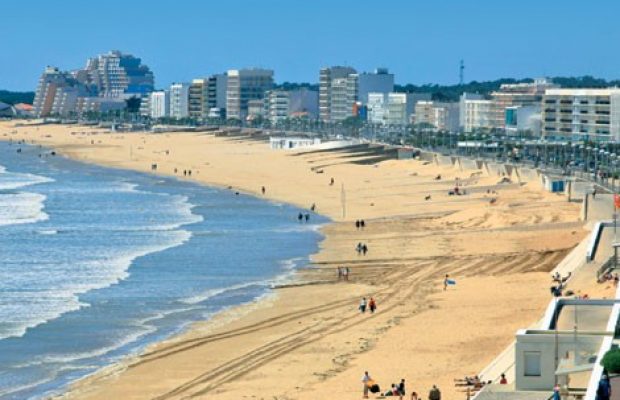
[2,0,620,91]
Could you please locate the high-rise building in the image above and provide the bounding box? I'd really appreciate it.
[367,92,426,125]
[33,67,78,117]
[459,93,495,133]
[150,90,170,119]
[367,93,387,124]
[189,79,207,120]
[541,88,620,141]
[207,73,228,116]
[169,83,190,119]
[85,50,154,98]
[329,75,358,122]
[358,68,394,105]
[319,66,357,122]
[226,69,274,120]
[33,51,155,118]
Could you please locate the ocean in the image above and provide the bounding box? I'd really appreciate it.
[0,140,326,399]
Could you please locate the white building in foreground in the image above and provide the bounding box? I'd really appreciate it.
[459,92,495,133]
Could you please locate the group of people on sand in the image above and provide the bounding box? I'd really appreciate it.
[356,242,369,256]
[355,219,366,230]
[359,297,377,313]
[172,167,193,177]
[362,371,435,400]
[298,212,311,223]
[337,266,350,281]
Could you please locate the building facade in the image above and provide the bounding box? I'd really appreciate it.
[319,66,357,122]
[149,90,170,119]
[169,83,190,119]
[85,50,154,98]
[459,93,495,133]
[188,79,207,120]
[541,88,620,140]
[226,68,274,120]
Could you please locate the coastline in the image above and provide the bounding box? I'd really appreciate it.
[0,121,593,399]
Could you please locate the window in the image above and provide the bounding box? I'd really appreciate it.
[524,351,541,376]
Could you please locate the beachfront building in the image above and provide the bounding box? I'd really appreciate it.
[367,92,418,125]
[319,66,357,122]
[247,99,265,121]
[357,68,394,105]
[415,101,460,132]
[206,73,228,118]
[490,78,557,130]
[459,92,495,133]
[84,50,154,98]
[225,68,274,121]
[169,83,190,119]
[33,67,81,117]
[149,90,170,119]
[367,93,387,124]
[75,97,126,115]
[188,79,207,120]
[264,90,289,124]
[541,88,620,141]
[33,51,155,118]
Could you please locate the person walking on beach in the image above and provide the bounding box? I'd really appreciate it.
[337,267,343,281]
[362,244,368,256]
[310,203,316,212]
[298,212,303,222]
[398,379,406,399]
[369,297,377,313]
[304,213,310,222]
[443,274,450,291]
[345,267,350,281]
[428,384,441,400]
[356,242,363,255]
[330,177,335,186]
[362,371,372,399]
[361,219,365,229]
[359,298,367,313]
[356,220,360,230]
[261,186,266,195]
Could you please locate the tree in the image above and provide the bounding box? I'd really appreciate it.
[125,96,141,113]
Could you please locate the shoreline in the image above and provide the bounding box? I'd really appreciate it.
[0,122,591,399]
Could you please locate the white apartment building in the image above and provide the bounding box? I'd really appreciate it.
[264,90,290,124]
[169,83,190,119]
[150,90,170,119]
[459,93,494,133]
[542,88,620,140]
[367,93,387,124]
[226,68,274,120]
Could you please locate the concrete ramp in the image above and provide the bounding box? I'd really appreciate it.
[516,167,539,183]
[460,158,479,171]
[435,154,453,166]
[487,162,506,176]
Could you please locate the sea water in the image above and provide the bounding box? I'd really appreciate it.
[0,140,326,399]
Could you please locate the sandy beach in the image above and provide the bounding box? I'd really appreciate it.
[0,122,594,399]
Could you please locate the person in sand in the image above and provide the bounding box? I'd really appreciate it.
[359,297,367,313]
[362,371,372,398]
[369,297,377,313]
[428,384,441,400]
[443,274,450,291]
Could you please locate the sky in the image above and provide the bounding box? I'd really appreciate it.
[2,0,620,91]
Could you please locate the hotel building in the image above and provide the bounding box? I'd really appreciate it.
[459,93,495,133]
[169,83,190,119]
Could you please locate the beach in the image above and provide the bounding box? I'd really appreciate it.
[0,121,591,399]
